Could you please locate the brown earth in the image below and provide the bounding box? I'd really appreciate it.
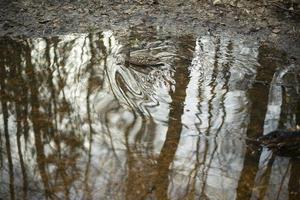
[1,0,299,59]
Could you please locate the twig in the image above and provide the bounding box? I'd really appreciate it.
[271,2,300,14]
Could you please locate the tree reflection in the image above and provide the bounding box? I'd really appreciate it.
[0,31,299,200]
[248,46,299,200]
[0,37,16,200]
[0,34,98,199]
[236,44,284,200]
[153,35,194,200]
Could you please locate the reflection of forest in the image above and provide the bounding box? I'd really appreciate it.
[0,31,299,200]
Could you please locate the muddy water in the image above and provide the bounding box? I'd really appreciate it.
[0,30,299,200]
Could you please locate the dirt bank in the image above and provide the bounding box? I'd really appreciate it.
[1,0,299,59]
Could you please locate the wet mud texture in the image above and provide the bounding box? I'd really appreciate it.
[1,0,299,59]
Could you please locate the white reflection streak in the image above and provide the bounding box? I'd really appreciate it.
[202,38,255,200]
[45,32,129,198]
[252,66,295,200]
[168,38,204,199]
[169,36,258,200]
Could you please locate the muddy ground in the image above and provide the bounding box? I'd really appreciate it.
[1,0,300,60]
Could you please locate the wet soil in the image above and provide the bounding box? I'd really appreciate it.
[1,0,299,60]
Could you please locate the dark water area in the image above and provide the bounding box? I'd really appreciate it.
[0,29,300,200]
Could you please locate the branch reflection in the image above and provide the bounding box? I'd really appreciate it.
[0,30,299,200]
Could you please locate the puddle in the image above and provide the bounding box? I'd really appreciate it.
[0,30,299,200]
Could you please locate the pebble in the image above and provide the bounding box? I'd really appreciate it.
[272,28,280,34]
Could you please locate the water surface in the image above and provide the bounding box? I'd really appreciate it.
[0,29,300,200]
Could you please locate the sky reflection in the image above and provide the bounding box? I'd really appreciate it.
[0,30,299,200]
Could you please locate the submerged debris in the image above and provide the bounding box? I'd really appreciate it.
[258,130,300,156]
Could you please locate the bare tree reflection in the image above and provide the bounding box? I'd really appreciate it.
[289,158,300,200]
[10,40,29,200]
[248,47,299,200]
[0,37,16,200]
[0,31,298,200]
[289,75,300,198]
[23,40,53,199]
[236,44,285,200]
[153,36,194,200]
